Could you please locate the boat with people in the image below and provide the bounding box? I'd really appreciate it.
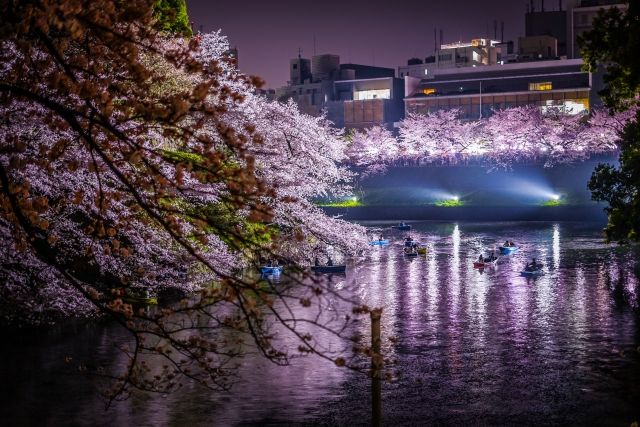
[403,236,416,247]
[520,258,544,276]
[110,287,158,305]
[371,240,389,246]
[311,265,347,273]
[473,254,499,268]
[499,240,519,254]
[98,284,158,305]
[392,221,412,231]
[416,246,427,255]
[261,266,283,275]
[403,245,419,257]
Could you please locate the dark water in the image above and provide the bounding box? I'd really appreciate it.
[2,222,639,427]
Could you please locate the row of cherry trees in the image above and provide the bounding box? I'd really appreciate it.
[349,105,635,174]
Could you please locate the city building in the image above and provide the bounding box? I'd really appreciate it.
[518,35,558,61]
[404,59,593,121]
[277,55,403,129]
[400,0,625,122]
[290,56,311,85]
[436,38,501,68]
[524,0,626,59]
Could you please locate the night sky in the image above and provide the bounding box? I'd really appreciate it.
[185,1,556,88]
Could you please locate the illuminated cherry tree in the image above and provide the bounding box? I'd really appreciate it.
[351,106,631,172]
[0,1,378,407]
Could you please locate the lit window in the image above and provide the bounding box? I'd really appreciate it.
[529,82,552,91]
[424,69,428,75]
[355,89,390,100]
[423,88,435,95]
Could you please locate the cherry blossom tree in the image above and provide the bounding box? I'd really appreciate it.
[0,0,379,407]
[349,106,631,173]
[346,125,399,177]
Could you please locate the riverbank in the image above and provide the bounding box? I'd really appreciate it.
[322,205,608,222]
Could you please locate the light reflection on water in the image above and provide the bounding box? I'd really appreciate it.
[1,221,639,427]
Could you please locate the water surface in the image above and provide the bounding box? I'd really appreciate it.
[1,221,639,427]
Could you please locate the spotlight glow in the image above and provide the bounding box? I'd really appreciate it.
[453,196,459,201]
[553,194,559,200]
[352,197,357,201]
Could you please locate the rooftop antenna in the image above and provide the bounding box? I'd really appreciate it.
[501,21,504,42]
[298,47,302,59]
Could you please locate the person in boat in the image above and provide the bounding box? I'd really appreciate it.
[509,240,515,247]
[378,235,384,242]
[314,257,321,266]
[404,236,413,243]
[327,258,334,266]
[489,251,496,261]
[504,240,510,247]
[478,254,484,263]
[525,258,538,272]
[399,221,406,226]
[273,259,279,267]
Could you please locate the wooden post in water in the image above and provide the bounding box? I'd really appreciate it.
[371,308,382,427]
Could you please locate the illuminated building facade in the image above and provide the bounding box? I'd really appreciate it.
[404,59,594,120]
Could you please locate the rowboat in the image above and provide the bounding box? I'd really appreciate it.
[473,257,498,268]
[311,265,346,273]
[122,288,158,305]
[499,246,519,254]
[261,266,283,274]
[122,295,158,305]
[520,266,544,277]
[101,288,157,305]
[371,240,389,246]
[416,247,427,254]
[392,225,412,231]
